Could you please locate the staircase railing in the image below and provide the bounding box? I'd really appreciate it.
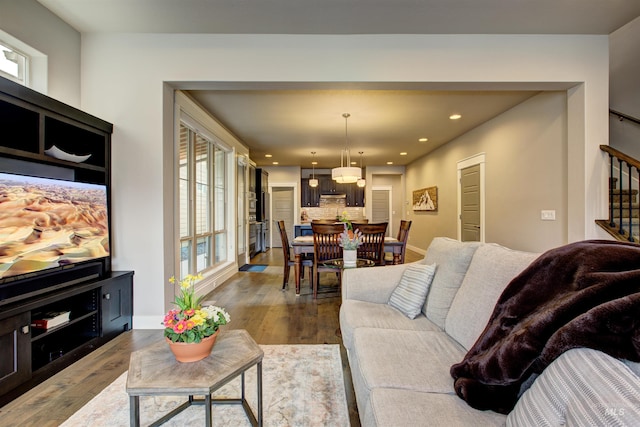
[599,144,640,242]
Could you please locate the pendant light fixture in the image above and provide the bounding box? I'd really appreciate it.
[357,151,366,188]
[331,113,362,184]
[309,151,319,188]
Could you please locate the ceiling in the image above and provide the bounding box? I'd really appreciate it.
[38,1,640,168]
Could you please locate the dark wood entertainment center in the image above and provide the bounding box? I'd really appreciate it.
[0,77,133,405]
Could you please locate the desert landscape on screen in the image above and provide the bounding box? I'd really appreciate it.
[0,174,109,278]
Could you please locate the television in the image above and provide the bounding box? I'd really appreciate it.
[0,172,110,303]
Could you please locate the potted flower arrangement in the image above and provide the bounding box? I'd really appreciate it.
[163,274,231,362]
[338,223,363,267]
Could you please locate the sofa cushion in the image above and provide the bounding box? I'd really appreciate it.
[339,300,441,351]
[349,328,467,413]
[507,348,640,426]
[364,388,506,427]
[388,263,437,319]
[421,237,481,329]
[445,243,538,350]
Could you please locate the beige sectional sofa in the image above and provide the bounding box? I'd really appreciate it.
[339,237,640,426]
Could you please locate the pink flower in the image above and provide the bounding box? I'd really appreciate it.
[173,320,187,334]
[185,319,195,330]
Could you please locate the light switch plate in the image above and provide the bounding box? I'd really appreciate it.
[541,210,556,220]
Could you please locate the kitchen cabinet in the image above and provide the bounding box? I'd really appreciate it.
[248,165,256,194]
[318,174,336,195]
[300,174,364,207]
[301,178,319,207]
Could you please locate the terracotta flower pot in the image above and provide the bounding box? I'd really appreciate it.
[166,329,219,363]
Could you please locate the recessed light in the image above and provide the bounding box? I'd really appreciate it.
[272,161,279,165]
[351,161,357,165]
[418,138,428,142]
[449,114,462,120]
[311,161,317,165]
[387,161,393,165]
[400,152,407,156]
[265,154,272,158]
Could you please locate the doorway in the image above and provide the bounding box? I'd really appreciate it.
[236,157,247,266]
[371,186,392,236]
[271,187,295,247]
[457,153,485,242]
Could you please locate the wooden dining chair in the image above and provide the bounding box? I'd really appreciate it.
[395,220,412,264]
[311,219,336,224]
[311,223,344,298]
[351,222,388,266]
[277,220,313,291]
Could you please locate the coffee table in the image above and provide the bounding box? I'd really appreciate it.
[126,329,263,427]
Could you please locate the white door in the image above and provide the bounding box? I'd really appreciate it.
[272,187,294,247]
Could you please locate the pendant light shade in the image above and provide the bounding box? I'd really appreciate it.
[309,151,319,188]
[332,113,362,183]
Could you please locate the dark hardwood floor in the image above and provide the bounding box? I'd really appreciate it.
[0,247,422,426]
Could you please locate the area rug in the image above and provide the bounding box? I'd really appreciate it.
[239,264,269,272]
[61,345,349,427]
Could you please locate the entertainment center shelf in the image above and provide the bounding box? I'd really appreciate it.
[0,80,110,185]
[0,76,133,405]
[0,272,133,404]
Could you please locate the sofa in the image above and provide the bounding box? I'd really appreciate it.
[339,237,640,426]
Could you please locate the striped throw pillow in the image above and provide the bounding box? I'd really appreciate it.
[388,263,437,319]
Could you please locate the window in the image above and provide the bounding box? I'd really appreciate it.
[0,42,28,86]
[179,122,229,279]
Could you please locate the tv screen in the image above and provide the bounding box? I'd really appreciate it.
[0,172,109,280]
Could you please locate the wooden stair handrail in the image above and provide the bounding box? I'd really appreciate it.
[600,145,640,171]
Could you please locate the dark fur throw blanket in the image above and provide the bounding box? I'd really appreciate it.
[450,240,640,414]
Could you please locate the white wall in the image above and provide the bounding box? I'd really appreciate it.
[406,92,567,253]
[0,0,80,106]
[609,16,640,159]
[610,16,640,119]
[76,33,609,328]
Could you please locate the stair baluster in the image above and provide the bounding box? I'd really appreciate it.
[598,145,640,243]
[609,154,615,228]
[628,161,634,242]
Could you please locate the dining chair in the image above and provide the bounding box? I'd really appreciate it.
[395,220,412,264]
[351,222,388,266]
[277,220,313,291]
[311,219,336,224]
[311,223,345,298]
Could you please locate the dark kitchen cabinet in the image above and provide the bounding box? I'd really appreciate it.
[301,174,365,207]
[301,178,319,207]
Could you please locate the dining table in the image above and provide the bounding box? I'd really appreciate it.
[291,235,404,296]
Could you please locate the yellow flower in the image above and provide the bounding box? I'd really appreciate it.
[191,313,205,326]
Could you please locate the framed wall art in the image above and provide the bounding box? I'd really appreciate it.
[412,186,438,211]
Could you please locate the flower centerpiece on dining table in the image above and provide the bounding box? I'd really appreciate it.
[163,274,231,362]
[338,222,363,267]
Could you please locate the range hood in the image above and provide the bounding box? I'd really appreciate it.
[319,194,346,208]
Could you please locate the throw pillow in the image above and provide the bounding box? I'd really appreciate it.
[388,263,437,319]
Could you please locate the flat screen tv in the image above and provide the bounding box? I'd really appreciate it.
[0,172,110,301]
